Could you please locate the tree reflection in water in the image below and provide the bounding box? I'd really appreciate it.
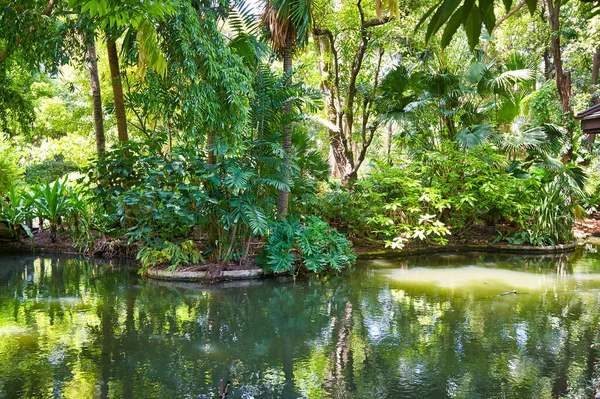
[0,251,600,398]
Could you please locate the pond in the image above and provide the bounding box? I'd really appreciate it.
[1,249,600,399]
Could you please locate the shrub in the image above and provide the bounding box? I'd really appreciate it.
[262,216,356,274]
[137,240,203,272]
[24,156,79,185]
[28,179,73,242]
[86,141,278,269]
[315,142,580,248]
[0,135,22,195]
[0,186,33,239]
[0,179,93,244]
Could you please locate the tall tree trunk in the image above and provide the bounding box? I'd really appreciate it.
[106,37,128,142]
[589,47,600,147]
[314,2,388,185]
[85,34,105,155]
[386,124,393,161]
[277,33,293,218]
[543,48,552,80]
[547,0,573,163]
[206,131,217,165]
[205,130,218,251]
[316,35,341,179]
[329,130,356,183]
[592,47,600,94]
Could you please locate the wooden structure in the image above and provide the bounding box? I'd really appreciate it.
[575,103,600,143]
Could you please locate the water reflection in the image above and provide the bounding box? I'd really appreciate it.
[0,251,599,398]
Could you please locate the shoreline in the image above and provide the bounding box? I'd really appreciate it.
[0,234,581,282]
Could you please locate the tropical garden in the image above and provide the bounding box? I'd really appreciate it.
[1,0,600,275]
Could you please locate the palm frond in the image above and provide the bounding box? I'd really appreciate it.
[455,124,494,149]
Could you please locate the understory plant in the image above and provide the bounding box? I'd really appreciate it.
[24,156,79,185]
[0,178,93,243]
[526,163,586,245]
[0,135,22,195]
[0,186,33,239]
[317,141,583,247]
[137,240,203,271]
[262,216,356,274]
[29,178,72,242]
[86,132,330,273]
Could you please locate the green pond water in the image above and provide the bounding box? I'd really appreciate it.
[2,249,600,398]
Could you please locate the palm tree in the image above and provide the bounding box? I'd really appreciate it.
[262,0,313,218]
[106,34,129,142]
[83,30,106,154]
[75,0,174,143]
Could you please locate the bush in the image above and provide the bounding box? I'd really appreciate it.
[86,140,281,269]
[316,142,580,247]
[0,135,22,195]
[0,178,94,244]
[524,82,563,126]
[262,216,356,274]
[24,156,79,185]
[137,240,203,272]
[0,186,32,239]
[28,178,74,242]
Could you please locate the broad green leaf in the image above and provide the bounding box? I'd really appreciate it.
[440,0,475,48]
[525,0,538,14]
[415,2,440,33]
[426,0,464,43]
[440,6,465,48]
[479,0,496,33]
[502,0,513,12]
[463,4,482,50]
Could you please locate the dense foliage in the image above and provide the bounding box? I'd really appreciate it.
[1,0,600,274]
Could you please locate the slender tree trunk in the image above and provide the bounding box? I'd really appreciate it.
[85,35,105,155]
[206,131,216,165]
[589,47,600,147]
[106,37,128,142]
[386,124,393,161]
[314,1,388,185]
[592,47,600,92]
[547,0,573,163]
[543,48,552,80]
[50,224,57,243]
[328,146,340,178]
[205,130,218,253]
[316,35,340,179]
[277,33,293,218]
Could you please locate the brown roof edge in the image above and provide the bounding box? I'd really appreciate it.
[575,102,600,119]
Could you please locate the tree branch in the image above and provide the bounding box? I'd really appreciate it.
[42,0,57,16]
[364,16,392,28]
[313,28,342,102]
[357,48,384,169]
[494,0,525,31]
[0,0,58,63]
